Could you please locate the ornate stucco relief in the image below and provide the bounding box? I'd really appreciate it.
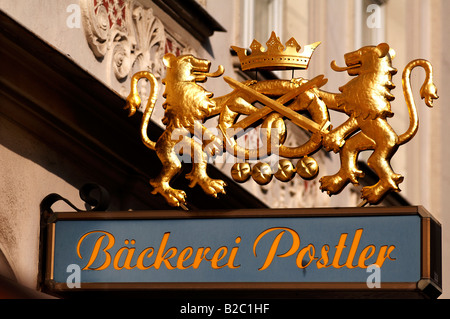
[80,0,196,85]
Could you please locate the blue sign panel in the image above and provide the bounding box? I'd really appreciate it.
[47,209,426,287]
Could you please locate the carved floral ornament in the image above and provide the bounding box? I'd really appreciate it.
[80,0,196,82]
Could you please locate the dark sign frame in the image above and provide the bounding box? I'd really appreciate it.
[43,206,441,299]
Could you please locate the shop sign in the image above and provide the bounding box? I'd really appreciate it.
[44,206,441,298]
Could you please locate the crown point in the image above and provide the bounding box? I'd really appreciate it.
[250,39,264,53]
[266,31,284,53]
[285,37,301,52]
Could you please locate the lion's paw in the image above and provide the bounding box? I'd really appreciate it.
[151,184,187,207]
[361,177,403,204]
[322,132,345,153]
[186,173,226,197]
[349,169,365,184]
[319,174,346,195]
[204,179,227,197]
[361,180,393,204]
[361,185,384,205]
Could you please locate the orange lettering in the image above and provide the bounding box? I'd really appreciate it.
[331,233,347,268]
[374,245,396,267]
[253,227,300,271]
[296,244,316,268]
[227,237,241,269]
[211,247,228,269]
[192,247,211,269]
[153,233,177,270]
[316,244,331,269]
[345,229,363,269]
[177,247,194,269]
[77,231,115,271]
[358,245,376,268]
[136,247,154,270]
[113,240,137,270]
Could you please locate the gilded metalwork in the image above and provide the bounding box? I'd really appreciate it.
[314,43,438,204]
[126,33,438,207]
[125,54,227,208]
[297,156,319,180]
[251,162,273,185]
[231,163,251,183]
[231,31,321,71]
[274,159,296,182]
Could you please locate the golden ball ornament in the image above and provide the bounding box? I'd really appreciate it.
[296,156,319,180]
[251,162,273,185]
[274,159,296,182]
[230,162,251,183]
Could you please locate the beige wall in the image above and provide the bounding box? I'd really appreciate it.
[0,116,87,288]
[387,0,449,299]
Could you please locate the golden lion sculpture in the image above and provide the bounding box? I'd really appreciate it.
[313,43,438,204]
[125,41,438,207]
[124,53,228,208]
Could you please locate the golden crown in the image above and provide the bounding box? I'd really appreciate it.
[231,32,321,71]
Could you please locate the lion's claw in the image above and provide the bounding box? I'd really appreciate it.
[206,179,227,197]
[319,175,345,195]
[361,176,403,204]
[322,133,345,153]
[150,183,187,207]
[186,173,226,197]
[320,168,365,195]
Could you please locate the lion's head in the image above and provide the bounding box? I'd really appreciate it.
[330,43,400,119]
[162,53,224,84]
[331,43,397,76]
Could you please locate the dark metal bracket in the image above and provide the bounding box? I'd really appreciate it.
[37,183,110,294]
[40,183,111,214]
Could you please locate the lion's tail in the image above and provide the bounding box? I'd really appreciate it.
[398,59,438,146]
[125,71,159,150]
